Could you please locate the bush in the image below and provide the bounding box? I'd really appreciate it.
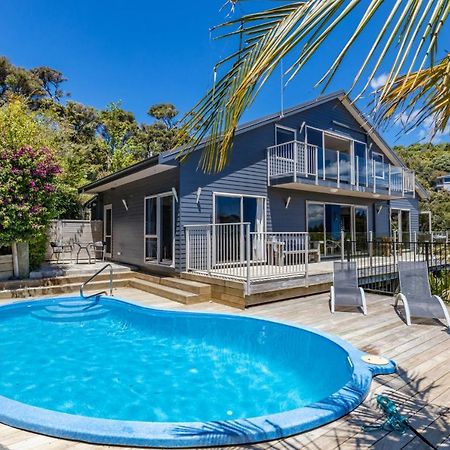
[429,269,450,303]
[0,146,61,247]
[29,233,48,271]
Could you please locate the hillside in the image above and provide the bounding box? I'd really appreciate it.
[394,143,450,230]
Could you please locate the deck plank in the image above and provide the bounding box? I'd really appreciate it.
[0,287,448,450]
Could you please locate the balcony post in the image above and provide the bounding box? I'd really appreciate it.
[373,159,376,194]
[293,141,298,182]
[402,168,405,197]
[388,164,391,196]
[315,146,319,184]
[337,151,340,188]
[323,147,326,180]
[356,155,359,190]
[267,147,271,186]
[303,142,307,178]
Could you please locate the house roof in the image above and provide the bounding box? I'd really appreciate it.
[78,155,177,194]
[79,90,429,199]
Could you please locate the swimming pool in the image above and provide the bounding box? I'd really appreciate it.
[0,296,395,447]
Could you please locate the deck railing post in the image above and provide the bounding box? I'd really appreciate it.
[206,226,212,275]
[305,233,309,287]
[267,147,271,186]
[245,224,251,295]
[369,230,373,267]
[340,230,345,263]
[393,231,398,267]
[185,227,190,272]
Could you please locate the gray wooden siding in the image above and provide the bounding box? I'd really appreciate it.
[102,169,179,271]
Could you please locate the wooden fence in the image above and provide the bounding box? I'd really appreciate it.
[0,254,14,280]
[45,220,103,261]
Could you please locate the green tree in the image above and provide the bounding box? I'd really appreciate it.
[132,103,183,158]
[98,102,138,172]
[179,1,450,172]
[395,143,450,230]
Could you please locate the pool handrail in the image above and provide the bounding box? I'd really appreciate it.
[80,264,113,299]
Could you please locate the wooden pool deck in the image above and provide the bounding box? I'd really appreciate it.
[0,288,449,449]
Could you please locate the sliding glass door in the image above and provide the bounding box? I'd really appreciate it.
[307,202,368,257]
[391,209,410,242]
[144,193,174,265]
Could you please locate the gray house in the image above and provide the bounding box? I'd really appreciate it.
[80,91,428,294]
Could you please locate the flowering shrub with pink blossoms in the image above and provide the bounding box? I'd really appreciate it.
[0,146,62,246]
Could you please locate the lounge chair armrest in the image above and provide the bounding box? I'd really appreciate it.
[395,293,411,326]
[359,287,368,315]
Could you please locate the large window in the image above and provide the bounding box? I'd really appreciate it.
[214,194,265,233]
[144,193,174,265]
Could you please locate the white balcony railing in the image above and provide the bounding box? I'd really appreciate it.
[267,141,415,196]
[185,223,309,292]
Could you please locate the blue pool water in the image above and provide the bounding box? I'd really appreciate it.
[0,297,396,447]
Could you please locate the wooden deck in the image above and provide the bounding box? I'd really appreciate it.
[0,288,449,449]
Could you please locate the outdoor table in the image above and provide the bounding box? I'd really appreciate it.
[75,242,94,264]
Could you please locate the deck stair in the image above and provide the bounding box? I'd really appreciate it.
[128,273,211,304]
[0,270,212,305]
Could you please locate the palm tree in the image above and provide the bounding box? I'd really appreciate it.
[179,0,449,173]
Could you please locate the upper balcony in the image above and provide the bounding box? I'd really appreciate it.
[267,141,415,199]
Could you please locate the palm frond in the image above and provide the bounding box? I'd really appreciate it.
[178,0,450,172]
[376,53,450,136]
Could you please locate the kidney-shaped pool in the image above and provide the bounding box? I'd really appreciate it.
[0,296,395,447]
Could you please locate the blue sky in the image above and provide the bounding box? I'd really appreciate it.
[2,0,448,147]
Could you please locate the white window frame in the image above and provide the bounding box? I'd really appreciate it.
[390,207,411,242]
[372,151,385,179]
[212,192,267,231]
[275,125,297,145]
[103,204,113,258]
[144,191,175,267]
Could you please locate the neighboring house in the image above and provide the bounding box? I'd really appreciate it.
[80,91,428,291]
[435,175,450,191]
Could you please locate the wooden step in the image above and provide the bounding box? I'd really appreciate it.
[0,271,133,292]
[0,279,128,301]
[160,277,211,297]
[128,279,205,305]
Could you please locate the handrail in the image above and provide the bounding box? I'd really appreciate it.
[80,263,113,299]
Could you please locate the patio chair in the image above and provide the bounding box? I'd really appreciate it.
[330,261,367,315]
[395,261,450,327]
[90,241,107,262]
[50,241,73,263]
